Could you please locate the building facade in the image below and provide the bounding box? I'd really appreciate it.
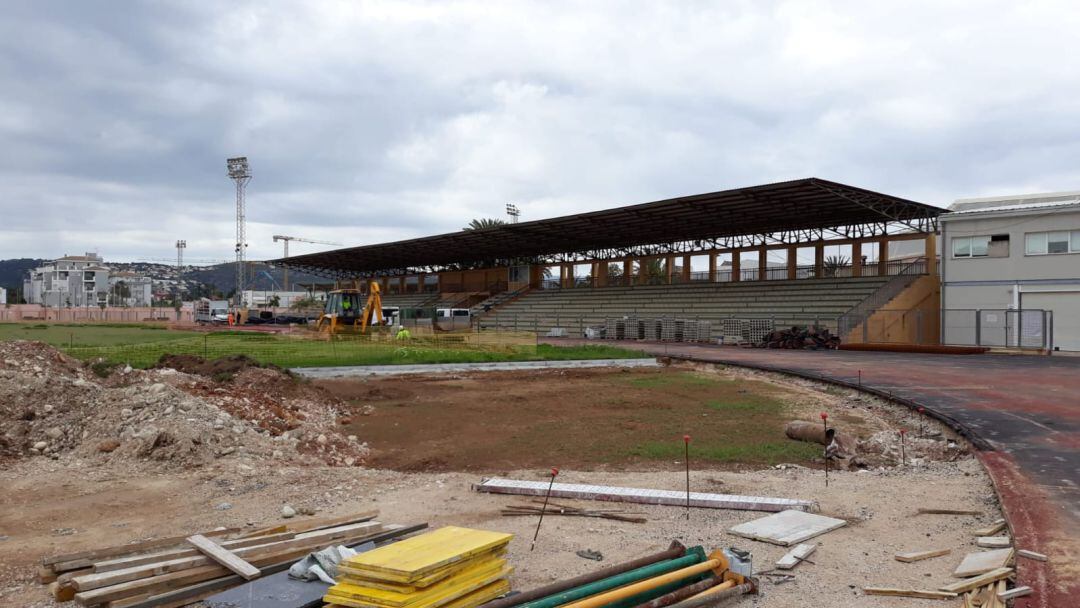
[940,192,1080,351]
[23,254,154,308]
[0,286,6,305]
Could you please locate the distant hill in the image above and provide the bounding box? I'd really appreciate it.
[0,258,45,293]
[186,262,328,294]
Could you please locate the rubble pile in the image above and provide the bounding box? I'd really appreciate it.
[0,341,367,468]
[757,325,841,349]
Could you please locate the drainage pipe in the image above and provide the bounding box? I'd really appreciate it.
[480,542,688,608]
[517,546,706,608]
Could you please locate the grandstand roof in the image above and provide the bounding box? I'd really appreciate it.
[277,177,943,278]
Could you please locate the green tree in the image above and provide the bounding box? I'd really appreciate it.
[463,218,506,231]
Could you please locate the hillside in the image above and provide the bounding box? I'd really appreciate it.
[0,258,45,292]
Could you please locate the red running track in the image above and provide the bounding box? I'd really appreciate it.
[547,339,1079,607]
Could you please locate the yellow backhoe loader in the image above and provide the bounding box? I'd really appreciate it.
[316,281,385,333]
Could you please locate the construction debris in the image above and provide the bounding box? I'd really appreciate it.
[953,548,1014,577]
[894,548,951,563]
[729,510,847,546]
[775,544,816,570]
[997,585,1032,601]
[972,519,1007,536]
[324,526,512,608]
[1016,549,1047,562]
[756,325,840,350]
[939,566,1013,594]
[474,478,814,512]
[916,508,983,516]
[501,500,647,523]
[863,587,957,600]
[33,510,426,607]
[976,536,1011,549]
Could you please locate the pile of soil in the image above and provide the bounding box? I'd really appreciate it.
[0,341,366,469]
[152,353,274,379]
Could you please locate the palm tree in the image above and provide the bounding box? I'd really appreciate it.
[463,218,506,231]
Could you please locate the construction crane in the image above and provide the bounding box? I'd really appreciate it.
[272,235,343,291]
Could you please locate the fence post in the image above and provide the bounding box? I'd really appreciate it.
[203,334,208,359]
[974,309,981,347]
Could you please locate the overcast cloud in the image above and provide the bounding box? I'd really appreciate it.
[2,0,1079,262]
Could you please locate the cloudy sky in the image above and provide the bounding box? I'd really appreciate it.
[2,0,1079,263]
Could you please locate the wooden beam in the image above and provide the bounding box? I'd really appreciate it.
[94,531,296,573]
[939,567,1013,594]
[776,544,816,570]
[42,528,240,567]
[895,548,950,563]
[1016,549,1047,562]
[997,585,1032,601]
[916,508,982,516]
[973,519,1007,537]
[976,536,1012,549]
[186,535,260,581]
[863,588,957,600]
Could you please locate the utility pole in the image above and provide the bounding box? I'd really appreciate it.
[227,157,251,309]
[175,240,186,320]
[272,235,342,291]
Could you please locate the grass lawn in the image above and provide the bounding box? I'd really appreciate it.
[5,326,646,368]
[0,323,199,347]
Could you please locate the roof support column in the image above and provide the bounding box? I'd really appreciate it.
[814,245,825,279]
[624,257,633,286]
[787,246,797,280]
[851,242,863,277]
[666,255,675,284]
[682,255,691,283]
[758,248,768,281]
[878,240,890,276]
[731,253,741,282]
[597,261,608,287]
[708,253,717,283]
[924,233,938,276]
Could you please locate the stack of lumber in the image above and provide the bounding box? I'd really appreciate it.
[756,325,839,350]
[500,500,646,523]
[37,510,424,607]
[324,526,513,608]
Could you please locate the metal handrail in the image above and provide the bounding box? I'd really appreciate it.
[837,257,928,336]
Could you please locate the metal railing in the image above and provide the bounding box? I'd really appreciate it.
[943,309,1053,349]
[836,258,930,337]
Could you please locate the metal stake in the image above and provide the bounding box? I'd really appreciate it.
[900,429,907,466]
[820,412,829,487]
[531,468,558,551]
[683,435,691,520]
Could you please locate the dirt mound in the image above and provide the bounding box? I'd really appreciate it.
[152,353,275,379]
[0,341,367,468]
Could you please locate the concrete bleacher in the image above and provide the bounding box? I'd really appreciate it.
[477,276,892,338]
[380,293,439,308]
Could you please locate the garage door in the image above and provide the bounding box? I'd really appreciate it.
[1023,291,1080,352]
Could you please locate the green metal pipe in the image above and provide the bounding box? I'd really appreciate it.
[518,547,707,608]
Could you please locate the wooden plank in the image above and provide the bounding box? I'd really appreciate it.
[186,535,260,581]
[42,527,240,567]
[287,509,380,535]
[473,477,814,512]
[73,522,381,592]
[863,588,958,599]
[93,531,297,573]
[729,510,847,547]
[1016,549,1047,562]
[776,543,816,570]
[973,519,1007,536]
[113,524,426,608]
[75,525,389,605]
[976,536,1011,549]
[895,548,951,563]
[953,549,1013,578]
[997,585,1031,601]
[940,567,1013,594]
[917,508,982,516]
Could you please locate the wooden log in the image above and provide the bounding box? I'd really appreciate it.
[93,531,297,573]
[73,522,380,592]
[863,588,957,599]
[895,548,951,563]
[939,567,1013,594]
[185,535,260,581]
[39,565,59,584]
[42,527,239,567]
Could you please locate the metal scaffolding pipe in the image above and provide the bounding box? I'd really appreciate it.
[631,576,724,608]
[479,542,687,608]
[516,547,706,608]
[561,553,725,608]
[667,582,755,608]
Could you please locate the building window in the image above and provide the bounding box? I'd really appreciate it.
[1025,230,1080,255]
[952,235,991,258]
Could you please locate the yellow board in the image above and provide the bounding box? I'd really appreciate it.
[340,527,512,583]
[326,578,511,608]
[326,563,512,608]
[333,558,506,605]
[338,548,508,593]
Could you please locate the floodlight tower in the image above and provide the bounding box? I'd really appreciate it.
[506,203,520,224]
[174,239,186,318]
[227,157,252,308]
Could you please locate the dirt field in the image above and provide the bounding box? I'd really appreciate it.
[0,353,1002,608]
[323,364,931,472]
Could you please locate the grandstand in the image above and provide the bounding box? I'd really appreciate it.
[276,178,944,345]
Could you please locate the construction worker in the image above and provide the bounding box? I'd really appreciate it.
[395,325,411,340]
[341,298,352,314]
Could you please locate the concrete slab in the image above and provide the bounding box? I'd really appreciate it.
[291,358,658,378]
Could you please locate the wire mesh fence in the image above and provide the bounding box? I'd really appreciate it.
[64,330,540,369]
[942,309,1052,349]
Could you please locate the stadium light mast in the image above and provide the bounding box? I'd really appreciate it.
[174,239,186,319]
[227,157,251,308]
[506,203,520,224]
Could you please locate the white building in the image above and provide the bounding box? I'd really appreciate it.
[0,286,7,305]
[940,192,1080,351]
[23,254,155,308]
[241,290,324,308]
